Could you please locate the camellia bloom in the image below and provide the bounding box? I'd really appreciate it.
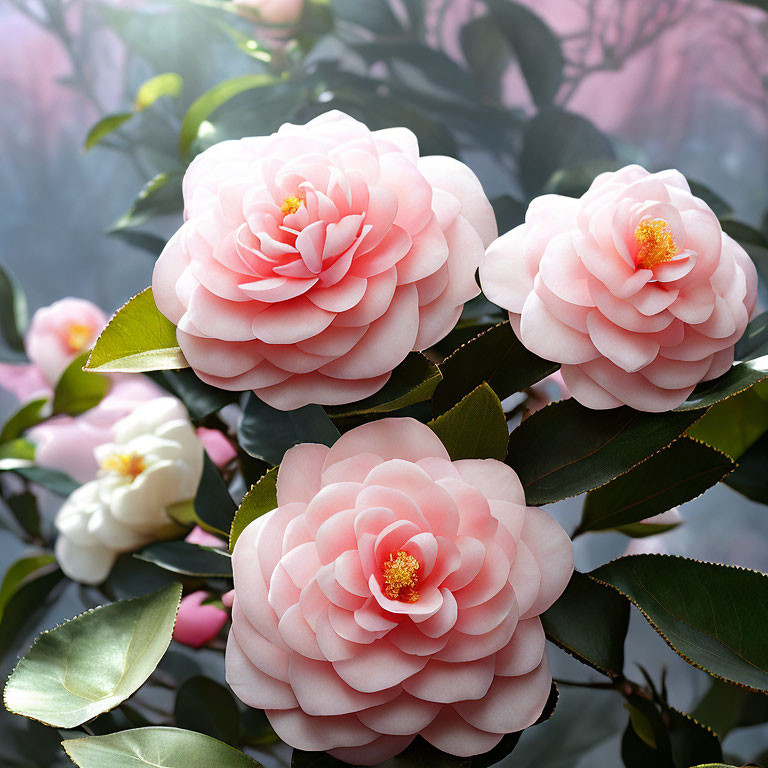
[480,165,757,412]
[174,591,229,649]
[153,110,496,410]
[233,0,304,24]
[226,418,572,764]
[54,397,204,584]
[26,298,107,385]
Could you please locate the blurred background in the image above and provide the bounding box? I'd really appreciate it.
[1,0,767,765]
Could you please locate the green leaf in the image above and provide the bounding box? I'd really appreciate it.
[135,73,183,110]
[428,383,508,461]
[4,583,182,727]
[327,354,441,419]
[0,460,79,496]
[62,727,260,767]
[5,491,41,538]
[149,369,237,423]
[542,159,622,198]
[0,398,48,443]
[135,541,231,578]
[0,437,35,461]
[734,311,768,361]
[179,74,277,158]
[111,173,183,233]
[693,678,768,738]
[432,321,559,416]
[52,354,110,416]
[460,16,510,100]
[0,554,56,625]
[229,466,278,552]
[85,288,187,373]
[331,0,403,33]
[676,357,768,411]
[174,677,241,746]
[83,113,133,151]
[519,108,615,198]
[723,429,768,505]
[576,438,734,536]
[238,395,340,465]
[541,571,629,677]
[591,555,768,693]
[688,180,733,218]
[483,0,564,106]
[0,261,28,357]
[193,454,237,537]
[506,400,702,506]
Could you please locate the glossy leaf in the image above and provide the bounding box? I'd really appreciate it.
[111,173,183,233]
[432,321,559,415]
[62,727,259,767]
[229,466,278,552]
[135,541,231,578]
[0,554,56,625]
[331,0,403,33]
[506,401,702,505]
[4,491,41,538]
[83,112,133,151]
[52,354,110,416]
[174,677,241,746]
[135,72,183,110]
[460,15,510,100]
[238,394,340,465]
[4,583,182,727]
[541,571,629,677]
[724,430,768,504]
[179,74,277,157]
[592,555,768,692]
[576,438,734,535]
[0,397,48,443]
[149,369,236,423]
[0,261,28,357]
[327,353,441,418]
[0,459,79,496]
[428,383,508,461]
[734,311,768,361]
[85,288,187,373]
[676,356,768,410]
[194,454,237,537]
[693,678,768,738]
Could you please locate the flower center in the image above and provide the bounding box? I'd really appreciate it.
[281,195,302,216]
[66,322,93,353]
[101,452,146,480]
[382,550,420,602]
[634,218,677,269]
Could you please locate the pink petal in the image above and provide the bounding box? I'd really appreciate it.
[277,443,329,505]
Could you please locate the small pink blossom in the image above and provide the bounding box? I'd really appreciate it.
[196,426,237,468]
[153,111,496,410]
[174,591,229,649]
[185,525,226,548]
[481,165,757,412]
[226,418,572,764]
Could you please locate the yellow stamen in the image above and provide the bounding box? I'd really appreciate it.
[281,195,302,216]
[66,322,93,353]
[634,218,678,270]
[101,452,146,480]
[382,550,420,602]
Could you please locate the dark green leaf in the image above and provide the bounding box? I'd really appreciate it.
[110,173,183,233]
[506,400,701,505]
[83,113,133,151]
[433,321,559,415]
[724,429,768,504]
[0,460,79,496]
[229,466,277,552]
[0,261,28,356]
[238,395,340,465]
[179,74,277,158]
[519,108,615,198]
[53,354,111,416]
[331,0,403,33]
[150,369,237,423]
[676,358,768,410]
[688,180,733,218]
[693,678,768,738]
[108,229,167,256]
[193,454,236,537]
[62,727,260,767]
[576,438,734,535]
[541,571,629,677]
[327,354,441,418]
[490,195,526,234]
[4,583,182,727]
[135,541,231,578]
[484,0,563,107]
[5,491,41,538]
[0,554,57,625]
[734,311,768,361]
[174,677,240,746]
[460,16,510,100]
[428,383,508,461]
[721,219,768,248]
[592,555,768,693]
[85,287,187,374]
[0,398,48,443]
[542,160,622,198]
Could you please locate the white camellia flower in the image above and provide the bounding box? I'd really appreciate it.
[54,397,205,584]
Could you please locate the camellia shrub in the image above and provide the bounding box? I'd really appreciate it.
[1,1,767,767]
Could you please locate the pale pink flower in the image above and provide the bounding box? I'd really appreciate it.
[0,362,49,402]
[233,0,304,24]
[480,165,757,412]
[174,591,229,649]
[196,426,237,468]
[186,525,226,548]
[25,298,107,385]
[153,111,496,410]
[225,418,572,764]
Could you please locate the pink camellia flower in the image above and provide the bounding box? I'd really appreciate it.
[480,165,757,412]
[233,0,304,24]
[174,591,229,649]
[225,418,572,764]
[25,298,107,385]
[153,111,496,410]
[0,362,49,402]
